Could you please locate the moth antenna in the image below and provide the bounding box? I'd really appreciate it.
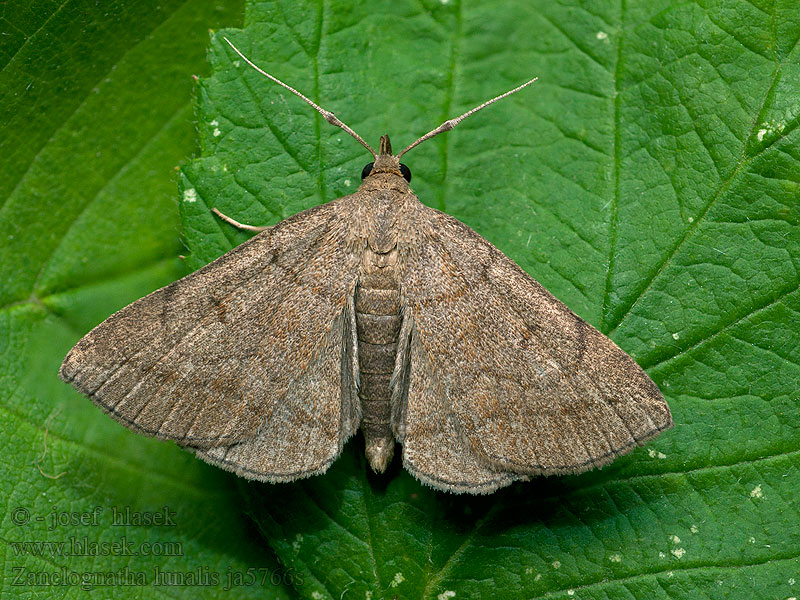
[211,208,270,232]
[223,36,378,158]
[396,77,538,158]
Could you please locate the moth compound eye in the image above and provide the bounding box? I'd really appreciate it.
[361,162,375,180]
[400,163,412,182]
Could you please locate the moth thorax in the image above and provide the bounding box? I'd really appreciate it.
[354,271,401,473]
[362,245,398,271]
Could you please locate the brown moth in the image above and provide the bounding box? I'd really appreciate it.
[59,38,672,494]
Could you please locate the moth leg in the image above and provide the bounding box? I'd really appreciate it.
[211,208,270,232]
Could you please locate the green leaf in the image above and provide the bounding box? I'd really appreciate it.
[180,0,800,598]
[1,1,297,598]
[6,0,799,598]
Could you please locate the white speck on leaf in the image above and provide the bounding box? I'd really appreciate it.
[344,179,351,187]
[391,572,404,587]
[659,552,667,559]
[596,31,608,40]
[609,553,622,563]
[183,188,197,203]
[756,119,786,142]
[567,590,575,596]
[670,535,681,544]
[748,536,756,543]
[671,547,686,558]
[672,332,679,340]
[438,592,456,600]
[789,577,796,585]
[750,484,763,498]
[210,119,218,127]
[552,561,561,569]
[690,524,698,534]
[534,574,542,581]
[213,128,221,137]
[292,534,303,552]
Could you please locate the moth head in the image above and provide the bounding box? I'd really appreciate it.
[361,135,412,183]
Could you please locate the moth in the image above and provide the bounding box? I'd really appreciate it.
[59,38,672,494]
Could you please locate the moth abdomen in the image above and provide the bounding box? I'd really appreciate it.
[355,273,401,473]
